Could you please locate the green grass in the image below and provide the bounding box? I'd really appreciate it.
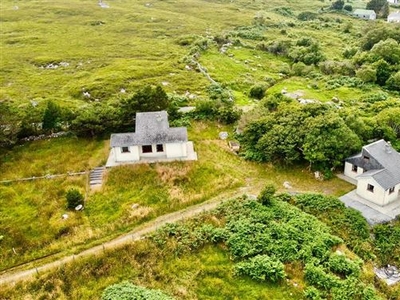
[0,121,354,270]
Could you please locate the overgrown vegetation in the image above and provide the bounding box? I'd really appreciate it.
[1,195,386,299]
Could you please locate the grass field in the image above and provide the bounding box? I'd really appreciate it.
[2,0,398,110]
[0,121,354,271]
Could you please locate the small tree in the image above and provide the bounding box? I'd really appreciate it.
[249,84,267,100]
[343,4,352,12]
[258,184,276,206]
[66,188,84,210]
[331,0,344,10]
[42,101,61,133]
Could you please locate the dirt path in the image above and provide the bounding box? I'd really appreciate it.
[0,189,248,286]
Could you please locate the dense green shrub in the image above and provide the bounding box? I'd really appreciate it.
[304,286,323,300]
[257,184,276,206]
[297,12,318,21]
[343,4,353,11]
[304,263,340,290]
[101,281,174,300]
[66,188,84,210]
[249,84,267,100]
[327,253,361,277]
[234,254,285,282]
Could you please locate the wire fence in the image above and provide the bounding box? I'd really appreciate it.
[0,171,88,184]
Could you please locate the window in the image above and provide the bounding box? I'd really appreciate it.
[142,145,152,153]
[352,165,358,172]
[121,146,130,153]
[389,187,395,194]
[367,184,374,193]
[156,144,164,152]
[363,155,370,161]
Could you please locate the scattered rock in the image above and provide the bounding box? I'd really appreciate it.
[314,171,323,181]
[62,214,69,220]
[283,181,292,189]
[120,88,126,93]
[375,265,400,286]
[162,81,169,86]
[75,204,84,211]
[219,132,228,140]
[131,203,140,209]
[185,65,192,71]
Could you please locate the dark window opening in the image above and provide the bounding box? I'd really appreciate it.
[364,155,370,161]
[156,144,164,152]
[367,184,374,193]
[142,145,152,153]
[352,165,357,172]
[389,187,395,194]
[121,146,130,153]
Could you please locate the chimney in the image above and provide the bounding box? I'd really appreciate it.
[385,141,392,154]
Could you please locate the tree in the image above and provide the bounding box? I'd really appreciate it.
[249,84,267,100]
[371,39,400,65]
[42,101,61,133]
[120,85,169,130]
[356,66,376,83]
[302,112,362,169]
[331,0,344,10]
[71,103,120,137]
[373,59,391,86]
[386,71,400,91]
[376,108,400,143]
[101,281,174,300]
[66,188,84,210]
[366,0,389,18]
[343,5,353,12]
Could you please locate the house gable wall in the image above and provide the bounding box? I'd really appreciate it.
[344,162,364,180]
[357,177,385,205]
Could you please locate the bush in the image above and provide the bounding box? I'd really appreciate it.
[297,12,318,21]
[327,253,361,277]
[249,84,267,100]
[257,184,276,205]
[234,255,286,282]
[66,188,84,210]
[102,281,174,300]
[304,263,340,290]
[343,4,352,11]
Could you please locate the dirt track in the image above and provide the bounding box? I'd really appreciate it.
[0,189,247,286]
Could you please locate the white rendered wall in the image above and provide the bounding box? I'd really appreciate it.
[115,146,139,162]
[344,162,364,179]
[356,177,385,206]
[139,144,165,158]
[385,183,400,204]
[165,143,186,158]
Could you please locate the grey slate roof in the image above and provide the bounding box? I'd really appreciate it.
[353,9,376,16]
[110,111,188,147]
[346,140,400,190]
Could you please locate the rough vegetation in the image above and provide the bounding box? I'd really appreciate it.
[1,0,400,298]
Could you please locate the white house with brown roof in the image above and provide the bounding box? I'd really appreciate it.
[106,111,197,166]
[344,140,400,206]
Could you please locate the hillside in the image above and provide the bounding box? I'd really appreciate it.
[1,0,400,299]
